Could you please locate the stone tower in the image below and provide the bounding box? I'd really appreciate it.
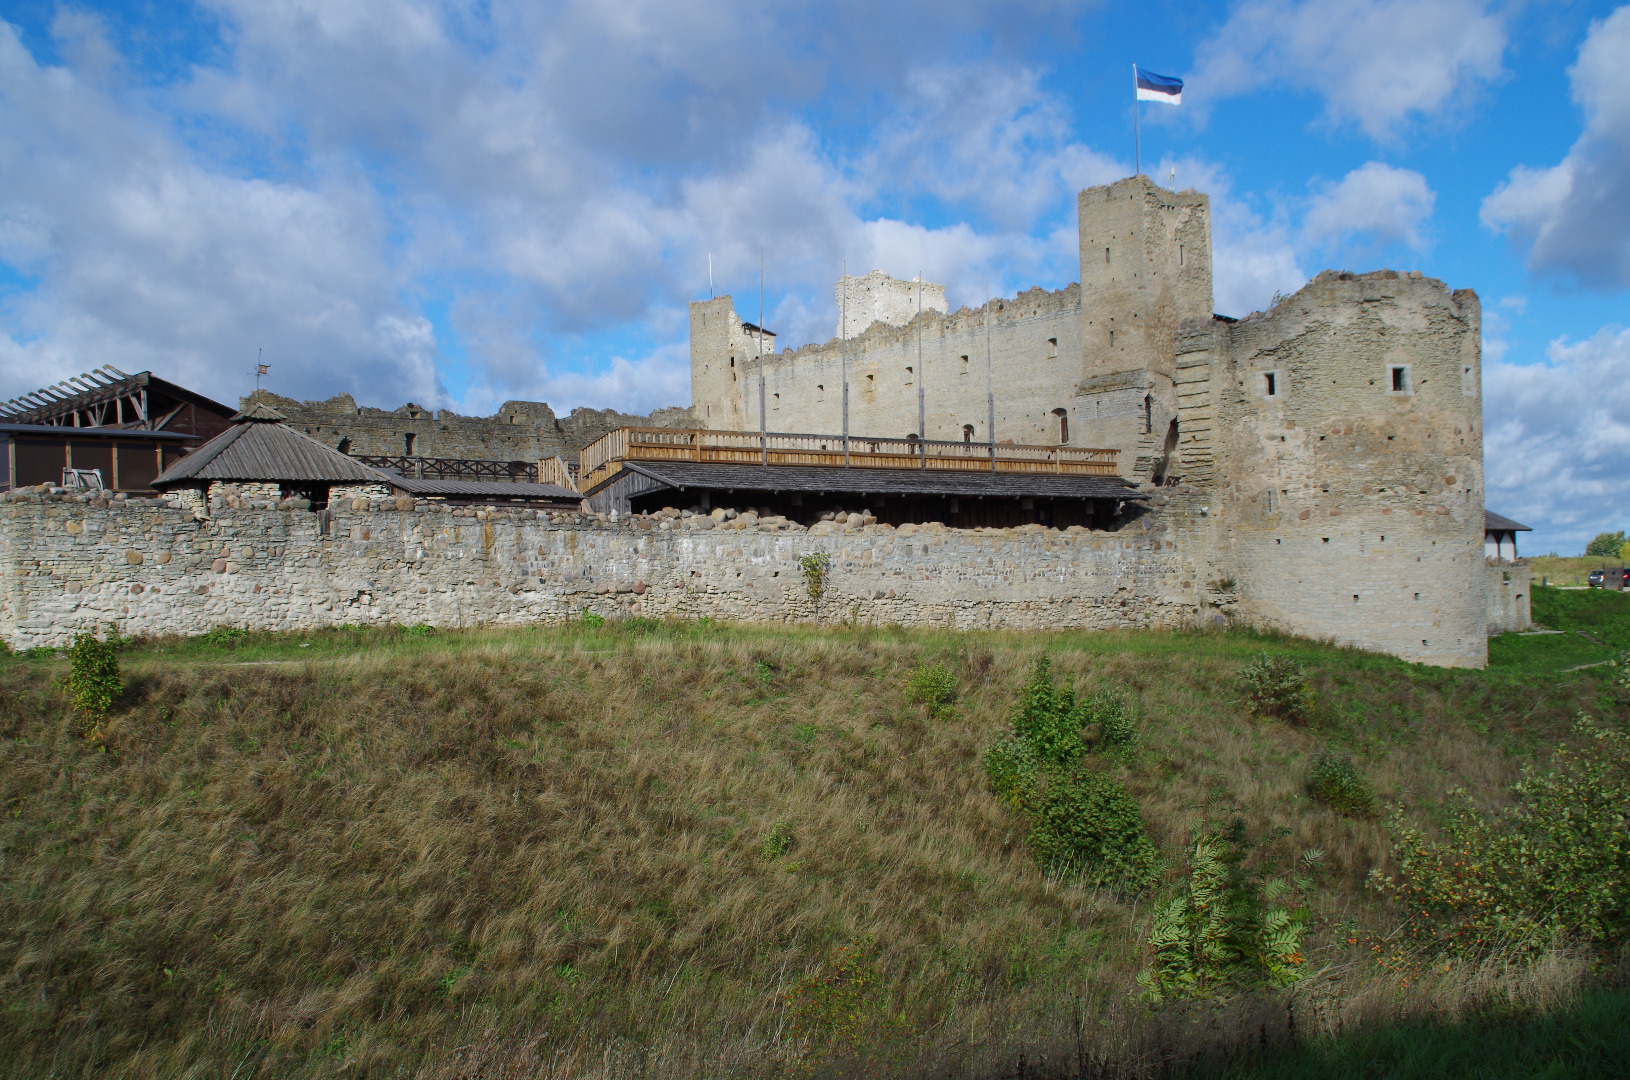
[689,296,776,431]
[1074,176,1213,480]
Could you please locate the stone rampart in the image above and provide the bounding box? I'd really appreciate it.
[0,493,1209,648]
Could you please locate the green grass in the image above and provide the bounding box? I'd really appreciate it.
[1486,586,1630,674]
[1191,985,1630,1079]
[0,620,1622,1079]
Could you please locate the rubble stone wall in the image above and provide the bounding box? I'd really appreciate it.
[246,391,692,468]
[0,493,1210,649]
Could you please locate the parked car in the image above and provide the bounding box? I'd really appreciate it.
[1587,568,1630,588]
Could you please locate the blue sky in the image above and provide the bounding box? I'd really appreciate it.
[0,0,1627,553]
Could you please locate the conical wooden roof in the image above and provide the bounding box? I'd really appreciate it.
[153,409,387,486]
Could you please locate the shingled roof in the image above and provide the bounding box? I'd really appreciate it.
[597,460,1146,501]
[152,402,387,487]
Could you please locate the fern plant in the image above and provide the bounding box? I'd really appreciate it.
[1137,821,1321,1003]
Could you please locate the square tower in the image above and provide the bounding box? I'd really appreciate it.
[1075,176,1214,479]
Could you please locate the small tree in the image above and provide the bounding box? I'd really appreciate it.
[1584,530,1625,557]
[66,632,122,737]
[799,551,832,611]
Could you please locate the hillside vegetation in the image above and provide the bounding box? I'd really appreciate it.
[0,618,1624,1079]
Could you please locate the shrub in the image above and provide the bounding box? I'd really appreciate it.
[1371,714,1630,954]
[202,626,248,649]
[66,632,122,729]
[1240,653,1315,724]
[1010,656,1089,767]
[1027,767,1160,887]
[580,610,605,628]
[1308,752,1376,819]
[983,732,1040,809]
[761,821,795,858]
[905,662,958,721]
[1137,823,1320,1003]
[1084,688,1138,750]
[787,936,898,1059]
[1584,530,1625,557]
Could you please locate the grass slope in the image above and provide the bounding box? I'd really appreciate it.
[0,621,1621,1079]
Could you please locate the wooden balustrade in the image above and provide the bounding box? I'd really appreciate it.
[578,427,1119,490]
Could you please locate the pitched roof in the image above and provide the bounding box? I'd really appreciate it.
[152,412,387,486]
[1485,511,1532,533]
[593,460,1146,501]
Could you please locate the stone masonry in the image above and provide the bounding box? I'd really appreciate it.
[248,391,692,469]
[687,175,1508,667]
[0,491,1209,648]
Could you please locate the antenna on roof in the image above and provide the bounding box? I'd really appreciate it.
[251,349,269,392]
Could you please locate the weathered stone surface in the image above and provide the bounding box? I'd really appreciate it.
[0,499,1206,649]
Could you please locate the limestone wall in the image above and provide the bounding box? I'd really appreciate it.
[1211,271,1487,668]
[690,285,1087,449]
[0,492,1209,649]
[1486,560,1532,634]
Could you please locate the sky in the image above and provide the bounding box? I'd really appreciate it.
[0,0,1626,554]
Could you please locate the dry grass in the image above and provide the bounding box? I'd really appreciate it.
[0,621,1614,1079]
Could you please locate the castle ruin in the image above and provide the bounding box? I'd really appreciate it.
[688,176,1501,666]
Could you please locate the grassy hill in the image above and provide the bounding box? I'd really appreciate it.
[0,619,1623,1079]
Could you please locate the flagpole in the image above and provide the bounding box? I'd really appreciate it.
[1132,63,1141,177]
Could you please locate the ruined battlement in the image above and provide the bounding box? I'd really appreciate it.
[247,390,692,468]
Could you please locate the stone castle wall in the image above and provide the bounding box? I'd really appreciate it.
[1207,270,1487,668]
[1486,560,1532,635]
[690,285,1085,447]
[0,492,1211,649]
[248,391,692,468]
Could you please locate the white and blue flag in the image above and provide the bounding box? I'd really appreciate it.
[1134,67,1183,105]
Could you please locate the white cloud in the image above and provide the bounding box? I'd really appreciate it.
[1484,325,1630,554]
[0,19,442,410]
[1480,7,1630,288]
[1303,162,1436,250]
[1190,0,1508,140]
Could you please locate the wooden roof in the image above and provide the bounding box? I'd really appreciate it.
[1485,511,1532,533]
[600,460,1146,501]
[0,366,233,429]
[152,404,387,486]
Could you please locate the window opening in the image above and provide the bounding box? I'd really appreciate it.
[1390,365,1408,392]
[1053,407,1069,444]
[963,424,974,443]
[1143,394,1153,434]
[1104,247,1110,264]
[1264,372,1277,397]
[403,432,415,456]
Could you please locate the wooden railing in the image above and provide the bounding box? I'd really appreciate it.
[356,454,578,487]
[579,427,1119,491]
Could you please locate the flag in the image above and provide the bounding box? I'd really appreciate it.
[1135,67,1183,105]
